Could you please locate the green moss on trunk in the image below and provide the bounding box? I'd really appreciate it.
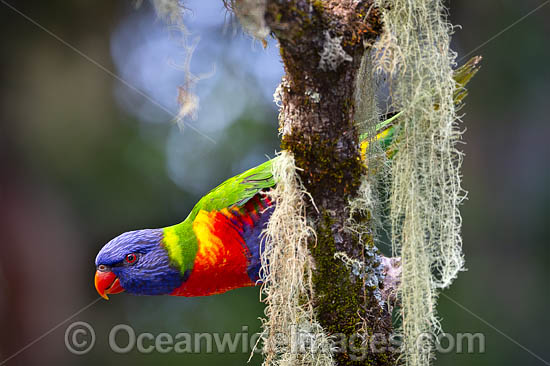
[309,213,394,366]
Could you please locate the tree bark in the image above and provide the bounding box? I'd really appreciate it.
[258,1,395,365]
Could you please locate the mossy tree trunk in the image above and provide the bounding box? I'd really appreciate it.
[258,1,394,365]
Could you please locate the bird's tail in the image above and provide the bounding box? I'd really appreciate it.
[359,55,482,161]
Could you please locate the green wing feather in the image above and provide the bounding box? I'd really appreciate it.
[189,159,275,216]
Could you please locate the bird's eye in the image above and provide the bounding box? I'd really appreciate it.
[124,253,138,264]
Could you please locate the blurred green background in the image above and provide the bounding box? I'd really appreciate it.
[0,1,548,365]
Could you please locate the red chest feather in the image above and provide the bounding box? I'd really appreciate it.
[170,208,255,297]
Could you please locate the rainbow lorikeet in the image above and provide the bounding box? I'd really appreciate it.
[94,129,389,300]
[94,57,481,300]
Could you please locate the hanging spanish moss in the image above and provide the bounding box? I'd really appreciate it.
[370,0,466,365]
[258,151,334,366]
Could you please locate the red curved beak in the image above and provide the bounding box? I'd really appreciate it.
[94,270,124,300]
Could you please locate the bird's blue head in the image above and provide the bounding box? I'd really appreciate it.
[94,229,185,298]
